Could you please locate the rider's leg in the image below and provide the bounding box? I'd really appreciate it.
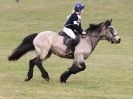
[65,38,75,55]
[63,27,76,39]
[63,27,76,55]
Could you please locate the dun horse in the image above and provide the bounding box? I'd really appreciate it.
[8,19,121,83]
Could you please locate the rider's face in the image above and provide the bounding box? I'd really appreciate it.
[80,10,84,15]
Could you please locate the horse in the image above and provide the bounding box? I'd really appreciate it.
[8,19,121,83]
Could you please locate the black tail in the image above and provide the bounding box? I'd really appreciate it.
[8,33,38,61]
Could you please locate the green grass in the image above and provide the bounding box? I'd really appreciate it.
[0,0,133,99]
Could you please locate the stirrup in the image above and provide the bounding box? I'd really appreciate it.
[65,50,73,55]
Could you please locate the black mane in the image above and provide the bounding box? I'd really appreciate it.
[85,19,112,34]
[85,22,103,33]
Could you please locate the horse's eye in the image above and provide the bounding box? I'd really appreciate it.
[108,27,114,33]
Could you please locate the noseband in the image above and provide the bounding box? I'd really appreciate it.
[107,26,118,40]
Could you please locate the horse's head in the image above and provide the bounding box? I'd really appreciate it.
[86,19,121,44]
[99,19,121,44]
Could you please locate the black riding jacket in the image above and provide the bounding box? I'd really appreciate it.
[64,12,83,34]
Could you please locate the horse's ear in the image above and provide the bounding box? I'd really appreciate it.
[110,19,112,23]
[108,19,112,25]
[105,19,111,27]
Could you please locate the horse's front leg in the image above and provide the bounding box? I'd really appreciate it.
[60,54,86,83]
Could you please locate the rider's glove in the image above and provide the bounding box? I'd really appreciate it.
[82,31,87,35]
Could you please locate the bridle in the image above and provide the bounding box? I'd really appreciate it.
[87,26,118,52]
[107,26,118,40]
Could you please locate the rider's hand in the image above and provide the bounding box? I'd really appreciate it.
[81,31,87,38]
[82,31,87,35]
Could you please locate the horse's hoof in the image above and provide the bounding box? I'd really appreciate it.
[24,76,32,81]
[45,78,49,82]
[60,79,66,83]
[25,78,30,81]
[60,81,66,83]
[42,75,50,82]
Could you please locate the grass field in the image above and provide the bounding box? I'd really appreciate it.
[0,0,133,99]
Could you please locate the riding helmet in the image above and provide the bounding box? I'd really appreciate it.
[74,2,85,12]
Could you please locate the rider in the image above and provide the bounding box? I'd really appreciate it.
[63,2,86,55]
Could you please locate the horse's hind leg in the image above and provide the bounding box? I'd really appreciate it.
[36,57,49,81]
[33,39,52,81]
[34,48,52,81]
[25,51,51,82]
[25,57,37,81]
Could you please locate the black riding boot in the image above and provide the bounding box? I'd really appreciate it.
[66,38,75,55]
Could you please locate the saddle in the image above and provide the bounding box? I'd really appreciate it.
[59,31,80,54]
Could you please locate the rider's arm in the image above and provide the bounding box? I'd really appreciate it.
[72,15,83,34]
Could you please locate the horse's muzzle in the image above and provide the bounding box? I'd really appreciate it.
[117,38,121,43]
[111,38,121,44]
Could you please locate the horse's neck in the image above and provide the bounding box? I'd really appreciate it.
[88,35,100,52]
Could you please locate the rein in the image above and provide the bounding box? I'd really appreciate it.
[88,33,100,52]
[105,27,118,41]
